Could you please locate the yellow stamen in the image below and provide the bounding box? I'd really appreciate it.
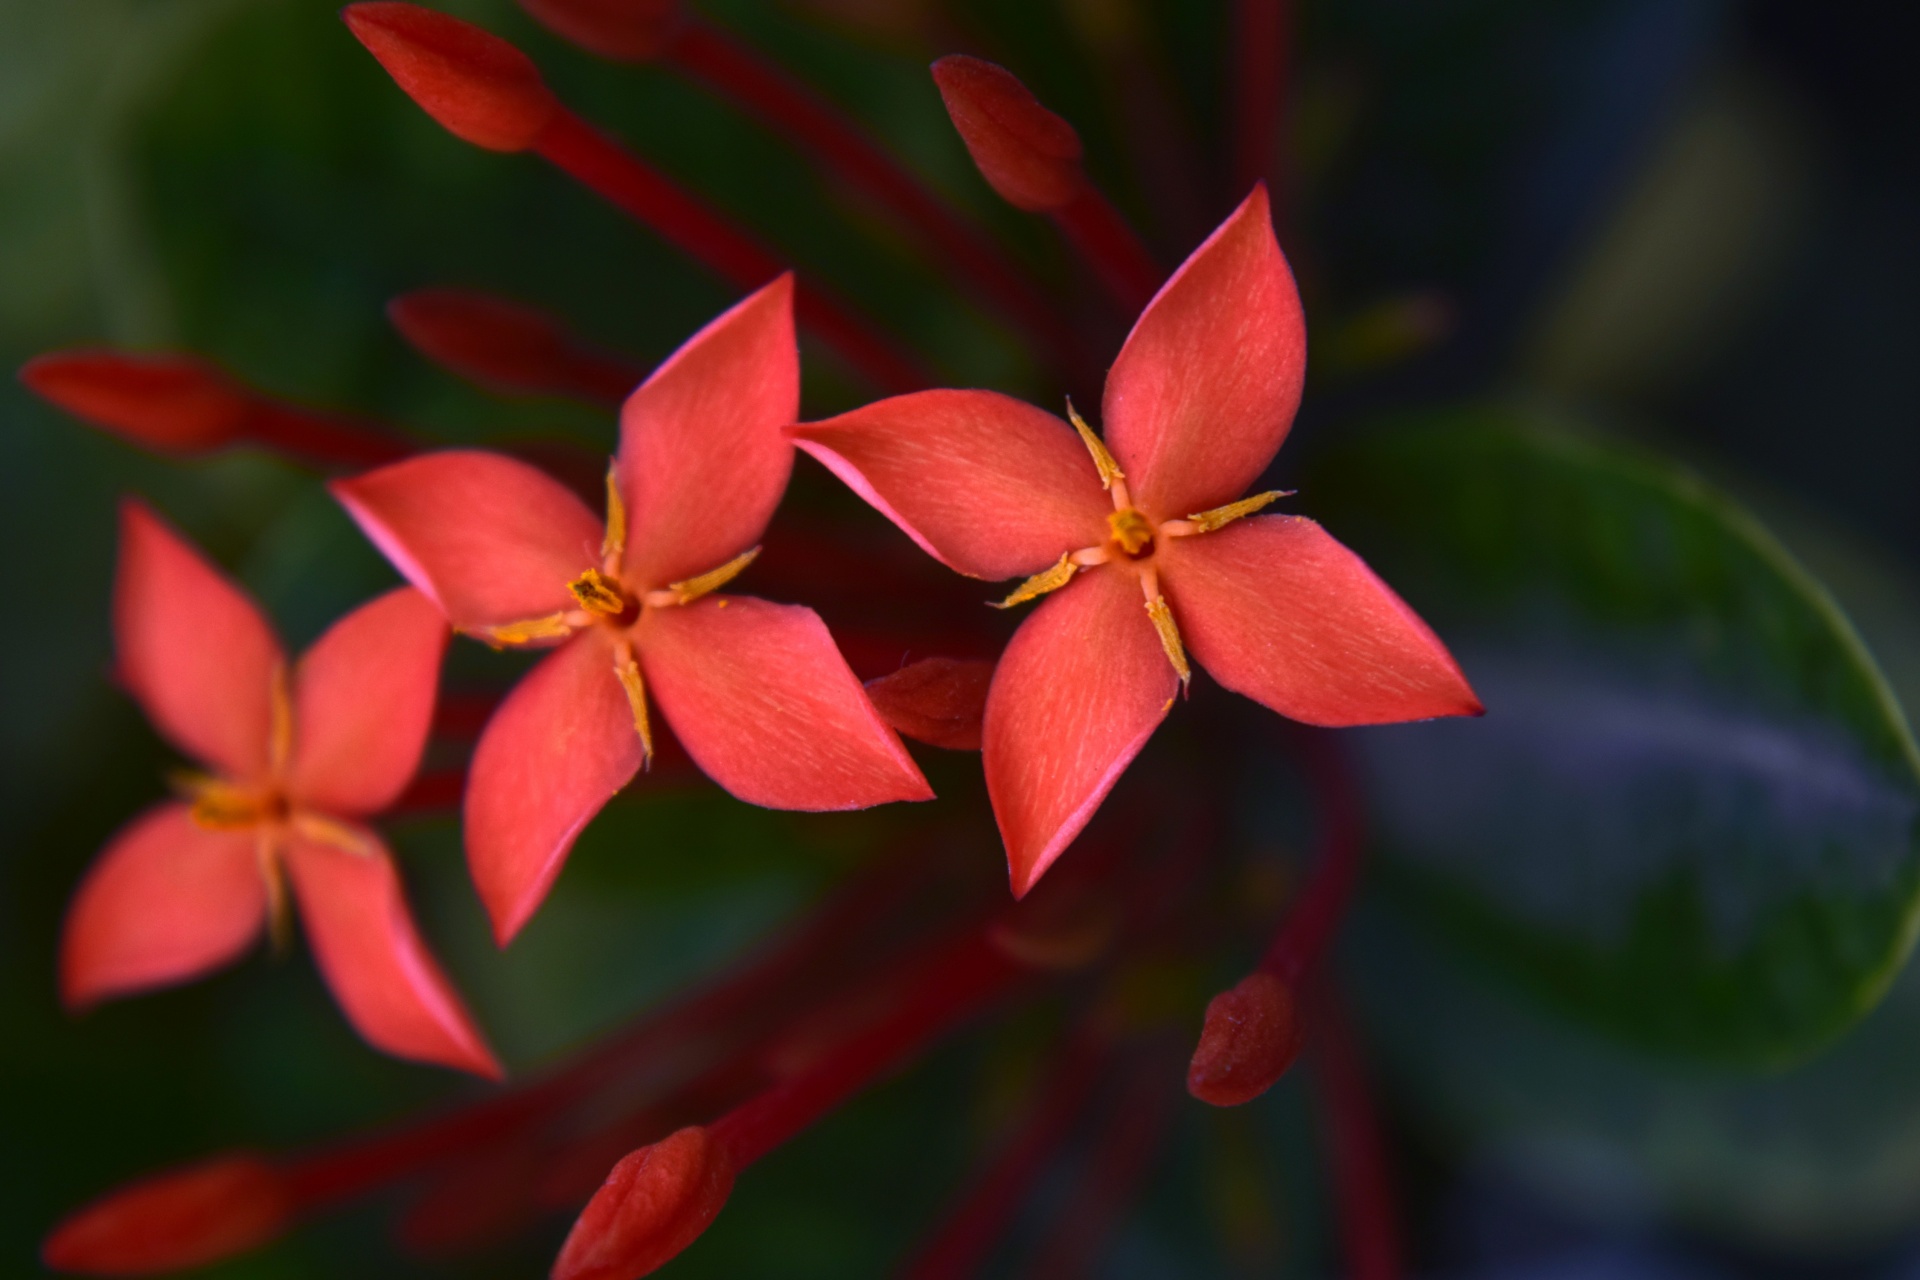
[614,646,654,767]
[1145,596,1191,686]
[601,460,626,569]
[292,812,375,856]
[1067,399,1125,491]
[258,833,293,956]
[992,553,1079,609]
[465,612,577,648]
[268,662,293,777]
[662,546,760,606]
[1107,508,1153,557]
[569,567,632,618]
[1186,489,1292,534]
[177,773,267,830]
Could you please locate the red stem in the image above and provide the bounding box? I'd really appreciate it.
[532,108,929,393]
[664,20,1091,381]
[243,401,409,470]
[1051,185,1161,316]
[1312,987,1402,1280]
[1230,0,1289,201]
[1261,736,1366,984]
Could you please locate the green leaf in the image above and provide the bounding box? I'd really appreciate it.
[1309,404,1920,1065]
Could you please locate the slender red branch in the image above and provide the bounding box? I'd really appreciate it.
[1312,987,1402,1280]
[388,288,642,405]
[1261,737,1366,983]
[1050,188,1162,315]
[1231,0,1289,201]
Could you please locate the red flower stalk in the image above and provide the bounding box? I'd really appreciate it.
[1231,0,1291,198]
[19,350,406,469]
[344,2,929,393]
[64,502,499,1077]
[1314,988,1403,1280]
[334,277,931,943]
[930,55,1163,313]
[793,187,1481,894]
[388,288,643,404]
[42,1153,291,1277]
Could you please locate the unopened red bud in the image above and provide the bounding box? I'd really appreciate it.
[42,1152,291,1276]
[1186,972,1303,1107]
[930,55,1083,212]
[864,656,993,751]
[387,289,637,401]
[20,350,250,454]
[553,1127,735,1280]
[517,0,685,62]
[344,3,559,152]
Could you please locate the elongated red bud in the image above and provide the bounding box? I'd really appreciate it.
[344,3,559,152]
[930,56,1083,212]
[518,0,684,61]
[553,1127,735,1280]
[388,289,639,402]
[20,351,250,454]
[43,1153,291,1276]
[1186,972,1303,1107]
[864,656,992,751]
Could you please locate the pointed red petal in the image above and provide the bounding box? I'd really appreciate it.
[617,276,798,589]
[864,656,993,751]
[21,349,250,454]
[554,1127,735,1280]
[61,804,265,1010]
[638,596,932,810]
[343,3,559,152]
[286,829,502,1078]
[1186,972,1303,1107]
[387,288,640,403]
[792,389,1108,580]
[930,56,1084,213]
[1160,516,1482,725]
[520,0,684,61]
[465,631,644,943]
[289,588,447,817]
[115,501,284,780]
[1101,186,1306,517]
[332,450,603,631]
[42,1153,291,1276]
[984,569,1177,896]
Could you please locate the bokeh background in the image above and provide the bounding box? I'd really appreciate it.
[4,0,1920,1275]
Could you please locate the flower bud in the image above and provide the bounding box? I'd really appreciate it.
[930,55,1083,213]
[1186,971,1302,1107]
[20,350,251,454]
[42,1152,291,1275]
[387,288,637,401]
[344,3,559,152]
[553,1127,736,1280]
[863,656,992,751]
[517,0,685,62]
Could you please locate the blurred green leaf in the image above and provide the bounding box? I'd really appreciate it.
[1311,405,1920,1064]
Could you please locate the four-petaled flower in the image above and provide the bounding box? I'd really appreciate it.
[792,187,1482,894]
[333,276,932,943]
[63,501,500,1077]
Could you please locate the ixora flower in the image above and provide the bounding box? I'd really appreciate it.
[64,501,500,1077]
[332,275,932,944]
[792,186,1483,894]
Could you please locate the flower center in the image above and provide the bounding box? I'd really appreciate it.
[1106,507,1154,559]
[568,567,639,626]
[184,777,288,830]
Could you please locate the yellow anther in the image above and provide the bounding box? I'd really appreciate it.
[1067,399,1125,491]
[1107,508,1154,557]
[569,567,632,618]
[1145,596,1191,686]
[175,772,269,830]
[601,461,627,568]
[614,647,654,767]
[992,553,1079,609]
[268,662,294,777]
[663,546,760,606]
[1186,489,1292,534]
[293,812,375,856]
[466,612,577,648]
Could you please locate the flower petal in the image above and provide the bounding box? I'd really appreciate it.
[331,449,603,629]
[792,389,1110,580]
[286,828,502,1078]
[618,276,798,589]
[638,596,932,810]
[984,568,1177,896]
[465,630,644,943]
[290,588,447,816]
[1100,186,1306,517]
[1159,515,1482,725]
[115,501,284,779]
[61,804,264,1009]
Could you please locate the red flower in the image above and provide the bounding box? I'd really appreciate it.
[332,276,931,944]
[63,501,500,1078]
[792,187,1482,894]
